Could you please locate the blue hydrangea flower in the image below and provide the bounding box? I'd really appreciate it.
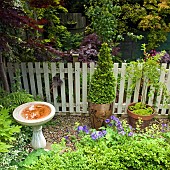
[161,123,167,132]
[108,123,113,127]
[129,125,132,130]
[64,136,69,140]
[116,122,124,131]
[110,115,119,122]
[162,123,167,127]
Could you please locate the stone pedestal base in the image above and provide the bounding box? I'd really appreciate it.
[31,126,46,149]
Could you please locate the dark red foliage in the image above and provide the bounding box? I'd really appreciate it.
[0,0,68,60]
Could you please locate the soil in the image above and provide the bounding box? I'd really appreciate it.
[27,115,170,151]
[43,115,91,145]
[45,115,169,141]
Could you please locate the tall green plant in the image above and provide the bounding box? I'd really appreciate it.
[88,43,116,104]
[86,0,122,45]
[126,44,170,106]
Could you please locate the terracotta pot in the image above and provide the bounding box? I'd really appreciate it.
[127,102,155,129]
[89,102,113,130]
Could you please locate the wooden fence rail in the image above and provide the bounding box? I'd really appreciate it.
[5,62,170,116]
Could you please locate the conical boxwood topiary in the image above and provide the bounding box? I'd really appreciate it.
[88,43,116,104]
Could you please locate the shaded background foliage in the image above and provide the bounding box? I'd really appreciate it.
[1,0,170,92]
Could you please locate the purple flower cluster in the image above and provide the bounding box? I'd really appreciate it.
[91,130,107,140]
[150,49,170,63]
[105,115,134,137]
[77,125,89,134]
[77,125,107,140]
[161,123,167,132]
[77,115,134,141]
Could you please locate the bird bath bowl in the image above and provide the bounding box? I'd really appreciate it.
[13,101,55,149]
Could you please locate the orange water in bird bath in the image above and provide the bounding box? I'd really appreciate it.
[21,104,51,120]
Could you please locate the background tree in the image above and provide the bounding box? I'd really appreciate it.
[0,0,70,91]
[119,0,170,50]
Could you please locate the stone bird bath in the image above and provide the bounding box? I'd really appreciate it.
[13,101,55,149]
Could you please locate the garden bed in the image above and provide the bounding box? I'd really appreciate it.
[40,115,170,150]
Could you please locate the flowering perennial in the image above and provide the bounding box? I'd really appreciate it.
[77,115,134,140]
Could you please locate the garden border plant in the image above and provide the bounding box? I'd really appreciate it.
[19,116,170,170]
[88,43,116,130]
[0,90,37,169]
[126,44,170,128]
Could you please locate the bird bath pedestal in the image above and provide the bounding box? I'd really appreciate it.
[13,101,55,149]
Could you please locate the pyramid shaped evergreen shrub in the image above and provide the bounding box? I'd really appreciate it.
[88,43,116,104]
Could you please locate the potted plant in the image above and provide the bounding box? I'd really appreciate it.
[126,44,170,128]
[88,43,116,130]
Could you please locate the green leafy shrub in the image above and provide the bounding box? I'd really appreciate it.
[126,44,170,115]
[0,108,21,152]
[86,0,121,44]
[88,43,116,104]
[23,116,170,169]
[18,148,47,169]
[0,133,30,169]
[0,90,35,111]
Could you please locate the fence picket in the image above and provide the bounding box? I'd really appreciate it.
[59,63,66,112]
[75,62,81,112]
[156,64,167,113]
[133,79,141,103]
[14,63,22,90]
[89,62,95,80]
[125,78,132,113]
[82,63,88,113]
[68,63,74,113]
[166,67,170,115]
[7,63,14,90]
[141,77,148,103]
[112,63,119,114]
[148,85,155,106]
[35,62,43,100]
[28,62,36,96]
[51,63,59,112]
[160,64,168,115]
[43,63,51,103]
[117,63,126,114]
[21,63,29,93]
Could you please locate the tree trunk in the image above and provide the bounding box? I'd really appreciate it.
[0,54,10,92]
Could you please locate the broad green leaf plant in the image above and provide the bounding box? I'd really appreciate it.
[0,108,21,152]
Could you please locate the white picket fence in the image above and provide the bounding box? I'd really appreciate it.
[5,62,170,116]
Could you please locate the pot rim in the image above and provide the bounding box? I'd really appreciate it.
[127,102,155,120]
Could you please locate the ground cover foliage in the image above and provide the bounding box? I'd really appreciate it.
[20,117,170,170]
[0,90,36,169]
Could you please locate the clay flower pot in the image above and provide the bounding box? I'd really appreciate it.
[127,102,155,129]
[89,102,113,130]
